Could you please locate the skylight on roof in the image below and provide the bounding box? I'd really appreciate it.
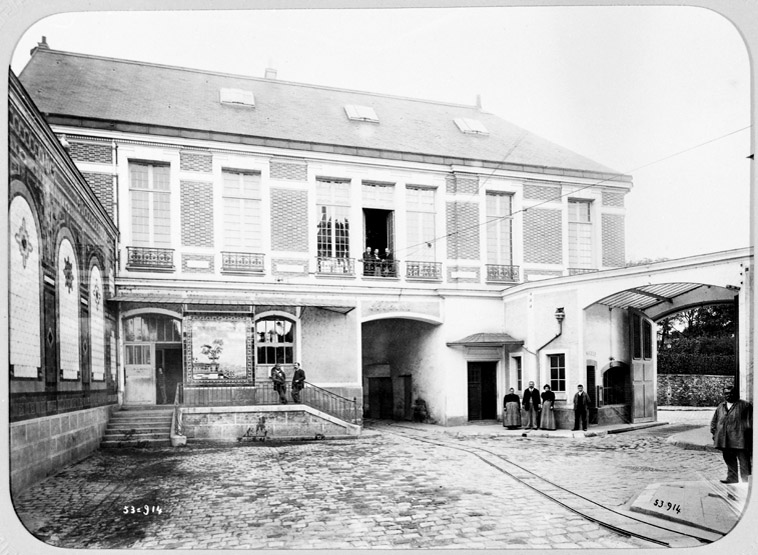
[345,105,379,123]
[220,88,255,107]
[454,118,489,135]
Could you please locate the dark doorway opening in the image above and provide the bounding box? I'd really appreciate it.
[468,362,498,420]
[368,377,394,419]
[363,209,393,253]
[156,347,182,404]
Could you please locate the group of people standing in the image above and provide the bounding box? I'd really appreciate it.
[363,246,395,277]
[503,381,591,431]
[270,362,306,404]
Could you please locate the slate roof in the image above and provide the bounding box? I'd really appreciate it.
[19,47,626,177]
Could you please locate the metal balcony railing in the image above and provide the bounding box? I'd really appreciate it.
[316,256,355,276]
[361,259,399,278]
[126,246,174,271]
[485,264,520,283]
[568,267,599,276]
[221,251,265,273]
[406,261,442,280]
[175,381,358,424]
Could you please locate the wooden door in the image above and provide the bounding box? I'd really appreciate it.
[368,377,393,419]
[468,362,497,420]
[124,344,155,405]
[631,313,656,422]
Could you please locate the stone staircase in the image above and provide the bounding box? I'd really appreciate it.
[101,406,174,448]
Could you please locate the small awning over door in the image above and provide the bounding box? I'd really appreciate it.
[447,333,523,348]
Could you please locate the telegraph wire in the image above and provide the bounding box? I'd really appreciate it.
[396,124,751,257]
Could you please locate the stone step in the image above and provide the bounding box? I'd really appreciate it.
[101,438,171,448]
[109,416,173,424]
[103,431,171,440]
[106,426,171,435]
[108,421,172,429]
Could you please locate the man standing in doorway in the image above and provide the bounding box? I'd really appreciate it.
[522,381,541,430]
[271,364,288,404]
[156,367,167,405]
[291,362,306,403]
[573,384,590,431]
[711,385,752,483]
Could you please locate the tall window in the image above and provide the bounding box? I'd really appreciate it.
[130,162,171,247]
[256,318,295,365]
[486,192,513,265]
[513,356,523,392]
[316,178,351,258]
[568,199,592,268]
[549,353,566,392]
[406,186,436,261]
[223,170,262,251]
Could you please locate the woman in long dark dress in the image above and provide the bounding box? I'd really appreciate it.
[539,384,556,430]
[503,388,522,429]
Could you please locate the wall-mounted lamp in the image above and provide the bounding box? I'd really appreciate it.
[554,307,565,323]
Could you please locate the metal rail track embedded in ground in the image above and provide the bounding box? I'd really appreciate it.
[381,425,723,548]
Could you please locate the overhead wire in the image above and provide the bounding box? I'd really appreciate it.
[396,124,751,257]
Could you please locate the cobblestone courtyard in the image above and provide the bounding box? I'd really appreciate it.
[10,416,728,550]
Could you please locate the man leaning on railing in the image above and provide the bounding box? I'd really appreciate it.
[291,362,306,403]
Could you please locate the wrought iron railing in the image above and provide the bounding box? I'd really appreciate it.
[175,381,358,424]
[406,261,442,280]
[10,389,118,422]
[568,267,599,276]
[486,264,520,282]
[126,246,174,270]
[316,256,355,276]
[361,259,399,278]
[221,251,265,273]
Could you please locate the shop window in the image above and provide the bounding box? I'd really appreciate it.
[124,315,182,343]
[256,318,295,366]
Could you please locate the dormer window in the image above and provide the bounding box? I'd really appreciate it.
[220,88,255,107]
[345,105,379,123]
[454,118,489,135]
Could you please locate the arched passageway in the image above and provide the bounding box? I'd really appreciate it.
[362,318,439,420]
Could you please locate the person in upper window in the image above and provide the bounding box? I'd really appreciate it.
[711,385,752,484]
[363,246,374,276]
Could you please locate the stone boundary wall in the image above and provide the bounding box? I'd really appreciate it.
[10,405,116,494]
[181,406,360,441]
[657,374,735,406]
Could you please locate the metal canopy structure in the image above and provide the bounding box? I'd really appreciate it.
[594,282,710,311]
[446,332,524,348]
[108,291,355,314]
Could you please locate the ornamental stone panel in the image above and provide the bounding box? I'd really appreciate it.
[446,202,480,260]
[181,181,214,247]
[82,172,113,221]
[602,213,625,267]
[68,141,112,164]
[271,189,309,252]
[524,182,561,201]
[270,159,307,181]
[524,208,562,264]
[602,190,625,207]
[180,150,212,172]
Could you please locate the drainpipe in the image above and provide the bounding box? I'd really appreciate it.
[534,308,566,387]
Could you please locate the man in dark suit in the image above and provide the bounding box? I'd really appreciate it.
[522,381,541,430]
[291,362,306,403]
[573,384,591,431]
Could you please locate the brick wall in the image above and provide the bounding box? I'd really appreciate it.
[82,172,114,220]
[270,159,307,181]
[180,151,212,172]
[524,182,561,201]
[602,213,625,267]
[271,189,309,252]
[181,181,214,247]
[446,202,480,259]
[658,374,734,406]
[68,141,112,164]
[523,208,562,264]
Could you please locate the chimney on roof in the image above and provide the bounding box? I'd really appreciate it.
[30,36,49,56]
[265,67,278,80]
